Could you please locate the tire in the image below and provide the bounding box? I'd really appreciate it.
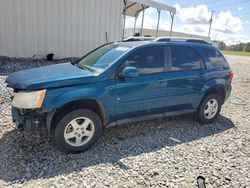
[53,109,102,154]
[197,94,222,124]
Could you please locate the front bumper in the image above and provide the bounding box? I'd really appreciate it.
[12,107,23,128]
[11,107,47,131]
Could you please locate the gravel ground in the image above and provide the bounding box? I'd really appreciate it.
[0,55,249,188]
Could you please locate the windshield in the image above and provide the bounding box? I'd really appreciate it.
[76,43,130,73]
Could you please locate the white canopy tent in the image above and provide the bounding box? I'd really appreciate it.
[122,0,176,39]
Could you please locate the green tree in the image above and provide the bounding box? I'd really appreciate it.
[244,42,250,52]
[218,41,226,50]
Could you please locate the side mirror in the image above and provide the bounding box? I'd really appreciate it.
[120,66,139,78]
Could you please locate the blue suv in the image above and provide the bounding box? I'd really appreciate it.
[6,38,233,153]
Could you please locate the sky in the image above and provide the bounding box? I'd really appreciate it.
[125,0,250,45]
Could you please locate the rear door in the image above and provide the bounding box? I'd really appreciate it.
[165,44,207,111]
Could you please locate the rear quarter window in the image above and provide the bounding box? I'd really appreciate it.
[202,47,228,68]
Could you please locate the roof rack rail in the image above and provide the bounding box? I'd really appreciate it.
[123,36,155,42]
[154,37,211,45]
[122,36,211,45]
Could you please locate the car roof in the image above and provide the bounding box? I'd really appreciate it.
[115,41,151,48]
[116,40,213,49]
[120,36,212,48]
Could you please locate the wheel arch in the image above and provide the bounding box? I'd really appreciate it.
[203,86,226,104]
[46,99,106,133]
[197,86,226,110]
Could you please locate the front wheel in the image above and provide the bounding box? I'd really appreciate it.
[197,94,222,124]
[53,109,102,154]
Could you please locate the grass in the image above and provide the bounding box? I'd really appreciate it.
[222,50,250,57]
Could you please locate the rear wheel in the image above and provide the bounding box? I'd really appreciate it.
[53,109,102,153]
[197,94,222,123]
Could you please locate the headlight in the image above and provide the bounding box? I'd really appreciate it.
[12,90,46,109]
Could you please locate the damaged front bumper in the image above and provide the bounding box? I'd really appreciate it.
[11,107,47,131]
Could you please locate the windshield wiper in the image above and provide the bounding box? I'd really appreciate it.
[76,64,96,72]
[76,64,103,74]
[76,64,87,70]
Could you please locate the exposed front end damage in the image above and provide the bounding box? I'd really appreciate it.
[11,107,48,131]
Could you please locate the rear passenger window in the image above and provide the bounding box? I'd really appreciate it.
[202,47,228,68]
[170,46,203,71]
[125,47,164,75]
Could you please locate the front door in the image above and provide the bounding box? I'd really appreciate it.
[115,46,168,120]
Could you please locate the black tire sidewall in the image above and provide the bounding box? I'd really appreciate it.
[197,94,222,124]
[54,109,102,154]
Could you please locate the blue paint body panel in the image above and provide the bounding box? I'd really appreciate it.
[6,63,97,90]
[6,41,232,126]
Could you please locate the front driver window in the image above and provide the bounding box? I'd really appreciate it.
[124,47,164,75]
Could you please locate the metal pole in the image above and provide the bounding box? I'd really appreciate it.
[133,16,137,36]
[156,9,161,37]
[122,0,127,40]
[170,13,175,36]
[140,5,145,36]
[208,10,214,38]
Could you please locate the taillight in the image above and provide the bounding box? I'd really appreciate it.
[229,71,234,80]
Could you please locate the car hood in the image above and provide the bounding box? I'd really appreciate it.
[6,63,97,90]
